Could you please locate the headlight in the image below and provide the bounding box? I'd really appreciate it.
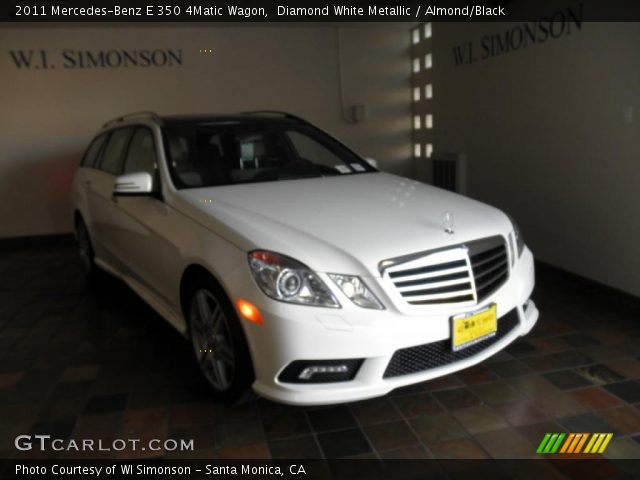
[328,274,384,310]
[509,216,525,258]
[248,251,339,308]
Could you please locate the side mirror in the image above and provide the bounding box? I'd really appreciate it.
[113,172,153,196]
[365,158,379,169]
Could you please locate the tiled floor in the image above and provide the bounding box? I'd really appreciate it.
[1,241,640,460]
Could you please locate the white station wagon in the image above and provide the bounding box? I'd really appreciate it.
[71,111,539,405]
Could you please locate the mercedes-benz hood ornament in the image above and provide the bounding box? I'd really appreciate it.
[442,211,455,234]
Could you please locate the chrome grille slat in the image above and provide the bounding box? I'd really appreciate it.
[475,268,508,292]
[403,283,474,297]
[385,236,510,306]
[404,289,475,302]
[476,271,508,299]
[392,267,469,285]
[409,294,475,305]
[473,258,508,282]
[470,249,505,269]
[388,259,466,279]
[396,276,471,293]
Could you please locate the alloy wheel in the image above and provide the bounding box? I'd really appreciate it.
[190,289,236,391]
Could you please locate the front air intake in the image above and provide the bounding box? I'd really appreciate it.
[383,308,519,378]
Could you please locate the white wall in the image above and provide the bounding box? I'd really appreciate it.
[427,21,640,296]
[0,24,411,238]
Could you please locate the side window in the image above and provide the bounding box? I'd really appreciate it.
[166,131,233,188]
[167,133,202,188]
[99,128,133,175]
[123,128,157,176]
[81,133,108,168]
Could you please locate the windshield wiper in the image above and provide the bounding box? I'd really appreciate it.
[278,173,324,180]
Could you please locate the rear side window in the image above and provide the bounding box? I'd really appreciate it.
[81,133,108,168]
[99,128,133,175]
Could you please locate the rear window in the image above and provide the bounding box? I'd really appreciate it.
[81,133,108,168]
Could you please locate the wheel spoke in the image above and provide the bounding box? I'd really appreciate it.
[213,360,228,387]
[196,291,211,322]
[216,341,234,366]
[191,318,206,336]
[198,346,210,366]
[209,304,223,335]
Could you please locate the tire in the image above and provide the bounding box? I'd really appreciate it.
[75,216,99,280]
[187,275,255,403]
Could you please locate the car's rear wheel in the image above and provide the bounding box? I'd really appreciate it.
[187,277,254,403]
[75,217,99,279]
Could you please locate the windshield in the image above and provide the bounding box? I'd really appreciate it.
[164,123,375,188]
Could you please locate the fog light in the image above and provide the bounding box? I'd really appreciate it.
[278,359,364,383]
[299,365,348,380]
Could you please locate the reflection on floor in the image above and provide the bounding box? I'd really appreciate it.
[1,241,640,460]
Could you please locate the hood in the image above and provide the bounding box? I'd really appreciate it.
[174,173,511,277]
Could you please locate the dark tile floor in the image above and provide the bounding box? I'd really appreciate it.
[1,241,640,460]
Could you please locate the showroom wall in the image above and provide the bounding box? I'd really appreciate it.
[427,21,640,296]
[0,24,411,238]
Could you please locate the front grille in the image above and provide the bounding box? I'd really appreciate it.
[385,236,509,306]
[469,242,509,301]
[383,308,519,378]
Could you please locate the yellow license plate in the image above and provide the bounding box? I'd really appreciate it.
[451,304,497,352]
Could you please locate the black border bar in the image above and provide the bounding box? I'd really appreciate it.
[2,0,640,23]
[3,459,640,479]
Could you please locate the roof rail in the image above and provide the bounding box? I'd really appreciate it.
[241,110,309,124]
[103,111,162,128]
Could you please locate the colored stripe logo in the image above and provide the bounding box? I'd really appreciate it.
[536,433,613,454]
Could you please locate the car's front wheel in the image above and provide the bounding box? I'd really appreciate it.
[187,277,254,403]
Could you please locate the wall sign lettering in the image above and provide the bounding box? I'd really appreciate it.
[8,49,183,70]
[452,4,583,67]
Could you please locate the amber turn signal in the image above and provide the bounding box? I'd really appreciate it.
[236,298,263,325]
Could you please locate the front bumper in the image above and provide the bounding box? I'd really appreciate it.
[235,247,538,406]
